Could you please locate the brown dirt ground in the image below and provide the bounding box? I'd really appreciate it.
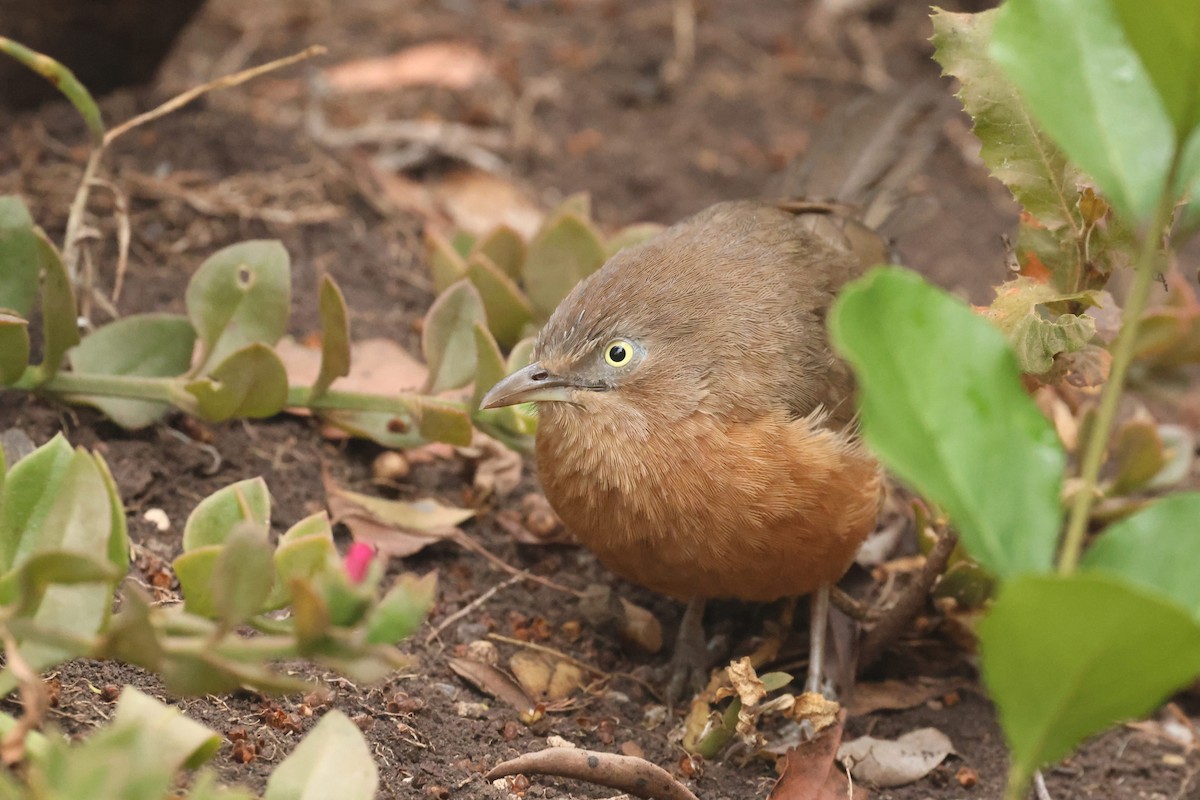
[1,1,1198,798]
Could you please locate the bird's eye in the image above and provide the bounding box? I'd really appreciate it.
[604,339,634,367]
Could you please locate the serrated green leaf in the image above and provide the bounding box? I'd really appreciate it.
[990,0,1173,221]
[830,268,1064,578]
[35,230,79,382]
[982,278,1096,374]
[0,311,29,386]
[524,212,606,320]
[182,477,271,551]
[186,343,289,421]
[366,572,436,644]
[1083,493,1200,618]
[186,240,291,373]
[66,313,196,428]
[0,197,40,316]
[312,275,351,398]
[931,9,1082,232]
[210,523,275,628]
[264,710,379,800]
[421,279,485,394]
[467,252,534,348]
[980,574,1200,796]
[472,225,526,280]
[426,230,468,294]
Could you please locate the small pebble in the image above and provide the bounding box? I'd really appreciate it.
[142,508,170,532]
[466,639,500,666]
[431,682,459,699]
[455,701,489,719]
[547,735,576,748]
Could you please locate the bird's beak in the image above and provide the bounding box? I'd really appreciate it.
[479,362,575,409]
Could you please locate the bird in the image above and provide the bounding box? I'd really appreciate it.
[479,89,939,699]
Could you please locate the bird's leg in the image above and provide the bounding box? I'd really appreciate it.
[805,583,832,696]
[665,596,708,707]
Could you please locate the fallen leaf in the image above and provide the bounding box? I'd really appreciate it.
[769,712,863,800]
[510,651,585,702]
[447,656,539,721]
[838,728,955,787]
[848,678,969,717]
[429,170,543,239]
[323,471,474,558]
[471,434,524,499]
[276,336,430,418]
[323,41,494,94]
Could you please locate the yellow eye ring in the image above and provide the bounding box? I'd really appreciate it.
[604,339,635,367]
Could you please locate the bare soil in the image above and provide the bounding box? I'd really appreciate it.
[0,1,1197,798]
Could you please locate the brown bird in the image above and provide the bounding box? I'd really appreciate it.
[480,91,937,697]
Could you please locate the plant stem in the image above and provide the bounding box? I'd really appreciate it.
[1057,197,1173,574]
[10,369,177,402]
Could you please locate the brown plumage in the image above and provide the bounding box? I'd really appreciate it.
[481,89,939,694]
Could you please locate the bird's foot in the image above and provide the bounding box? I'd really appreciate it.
[661,597,723,708]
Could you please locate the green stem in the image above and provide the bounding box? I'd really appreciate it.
[288,385,465,416]
[1057,196,1173,574]
[11,369,178,402]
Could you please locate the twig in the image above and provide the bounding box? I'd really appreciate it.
[1034,770,1053,800]
[0,631,50,766]
[485,747,699,800]
[90,178,131,304]
[858,528,958,672]
[829,585,878,622]
[449,531,581,597]
[487,634,610,680]
[425,575,522,644]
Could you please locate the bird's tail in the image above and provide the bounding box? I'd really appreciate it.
[775,82,947,269]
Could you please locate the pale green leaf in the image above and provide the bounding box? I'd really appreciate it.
[990,0,1174,220]
[186,240,291,373]
[524,212,606,320]
[211,523,275,628]
[0,311,29,386]
[67,313,196,428]
[467,252,534,349]
[264,710,379,800]
[0,197,40,315]
[185,343,289,422]
[472,225,526,280]
[1111,0,1200,138]
[182,477,271,551]
[313,275,351,398]
[1083,493,1200,618]
[830,268,1064,578]
[35,231,79,382]
[980,574,1200,795]
[421,279,485,394]
[366,572,437,644]
[426,230,468,294]
[110,687,222,770]
[981,277,1096,373]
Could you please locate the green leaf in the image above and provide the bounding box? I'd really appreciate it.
[1083,493,1200,618]
[981,278,1096,374]
[508,337,536,372]
[0,37,104,144]
[931,10,1082,232]
[35,230,79,382]
[0,311,29,386]
[211,523,275,628]
[182,477,271,551]
[830,268,1064,578]
[553,191,591,220]
[0,197,40,316]
[0,434,74,571]
[471,321,507,411]
[1107,418,1168,493]
[467,252,534,349]
[92,452,130,571]
[1111,0,1200,139]
[264,710,379,800]
[421,279,486,394]
[111,687,222,770]
[426,230,468,294]
[319,402,474,450]
[366,572,436,644]
[980,573,1200,796]
[66,313,196,428]
[472,225,526,280]
[186,240,291,374]
[0,550,118,613]
[185,343,289,422]
[267,514,336,610]
[606,222,665,257]
[451,230,475,258]
[313,275,351,398]
[990,0,1174,221]
[524,212,606,320]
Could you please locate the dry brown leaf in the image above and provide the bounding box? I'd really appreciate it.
[447,656,539,720]
[323,41,494,94]
[277,336,429,397]
[793,692,841,734]
[428,170,543,238]
[769,712,864,800]
[472,434,524,499]
[838,728,955,788]
[847,678,969,717]
[323,471,474,558]
[510,651,585,702]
